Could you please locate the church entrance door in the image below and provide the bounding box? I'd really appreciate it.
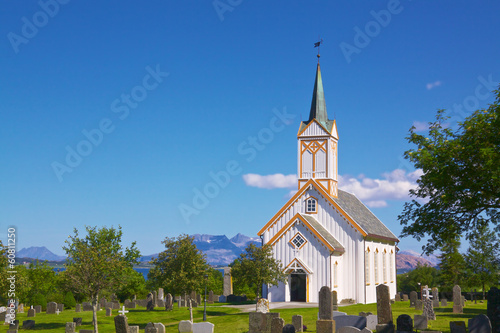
[290,273,307,302]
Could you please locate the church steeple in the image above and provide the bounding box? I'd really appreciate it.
[308,63,328,126]
[297,59,339,198]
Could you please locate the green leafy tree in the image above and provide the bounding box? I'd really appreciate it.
[115,266,148,302]
[148,234,208,296]
[397,263,440,293]
[438,235,465,290]
[63,291,77,309]
[399,87,500,254]
[0,241,8,303]
[230,244,287,299]
[25,260,59,305]
[63,225,140,333]
[463,224,500,295]
[205,267,223,295]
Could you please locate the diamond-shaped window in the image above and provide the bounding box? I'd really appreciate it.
[291,233,306,249]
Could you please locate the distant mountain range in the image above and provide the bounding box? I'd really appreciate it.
[17,236,439,271]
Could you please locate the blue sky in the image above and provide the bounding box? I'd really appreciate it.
[1,1,499,256]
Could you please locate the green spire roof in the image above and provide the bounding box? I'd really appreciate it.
[299,62,335,134]
[308,63,328,124]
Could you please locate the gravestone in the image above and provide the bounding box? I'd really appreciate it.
[105,301,113,309]
[106,308,112,316]
[46,302,57,314]
[334,315,367,331]
[17,304,24,313]
[197,293,202,305]
[73,318,83,326]
[395,295,401,302]
[100,297,106,307]
[124,299,135,309]
[112,301,120,309]
[423,299,436,320]
[129,326,139,333]
[487,287,500,333]
[154,323,165,333]
[9,319,19,329]
[208,291,214,304]
[366,315,378,330]
[82,302,93,311]
[249,312,266,333]
[256,298,269,313]
[409,291,417,307]
[414,315,428,330]
[147,293,155,311]
[462,296,466,307]
[293,315,303,332]
[468,314,492,333]
[441,299,448,307]
[396,315,412,332]
[153,291,158,306]
[27,309,35,317]
[333,290,339,311]
[453,285,463,314]
[266,313,280,333]
[403,294,409,302]
[23,320,35,329]
[283,324,296,333]
[178,320,193,333]
[75,304,81,312]
[319,286,333,320]
[193,322,215,332]
[271,317,285,333]
[223,267,232,296]
[450,321,467,333]
[65,322,76,333]
[376,284,394,333]
[338,327,372,333]
[157,299,165,307]
[34,305,41,313]
[145,326,158,333]
[432,288,439,301]
[165,294,173,311]
[316,319,335,333]
[415,300,423,311]
[219,295,227,303]
[158,288,164,300]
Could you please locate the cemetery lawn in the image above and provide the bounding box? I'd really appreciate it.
[2,301,487,332]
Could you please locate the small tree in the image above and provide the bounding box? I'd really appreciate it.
[397,263,440,293]
[230,244,287,299]
[438,235,465,290]
[63,226,140,333]
[148,234,208,296]
[464,224,500,296]
[25,260,59,306]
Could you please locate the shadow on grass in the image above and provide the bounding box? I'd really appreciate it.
[31,322,69,330]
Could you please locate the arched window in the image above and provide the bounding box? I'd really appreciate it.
[383,249,387,283]
[305,197,317,213]
[390,250,394,282]
[365,248,370,285]
[333,261,339,288]
[374,249,379,284]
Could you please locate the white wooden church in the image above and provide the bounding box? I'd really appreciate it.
[258,60,399,304]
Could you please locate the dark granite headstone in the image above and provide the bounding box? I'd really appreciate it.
[468,314,492,333]
[409,291,417,307]
[73,318,83,326]
[75,304,81,312]
[396,315,412,332]
[450,321,467,333]
[208,290,214,304]
[334,315,367,331]
[57,303,64,312]
[34,305,41,314]
[487,287,500,333]
[114,314,129,333]
[27,309,35,317]
[319,286,333,320]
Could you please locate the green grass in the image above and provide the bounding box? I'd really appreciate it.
[0,301,487,333]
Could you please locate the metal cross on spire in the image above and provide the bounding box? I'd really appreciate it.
[314,37,323,62]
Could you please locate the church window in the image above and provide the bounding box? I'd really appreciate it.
[374,249,379,285]
[365,248,370,285]
[290,232,307,249]
[333,261,339,288]
[383,249,387,283]
[390,250,394,282]
[306,197,317,213]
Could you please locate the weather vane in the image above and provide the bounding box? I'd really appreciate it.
[314,37,323,62]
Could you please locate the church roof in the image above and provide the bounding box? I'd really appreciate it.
[334,190,399,242]
[299,213,345,253]
[258,179,399,243]
[298,63,335,134]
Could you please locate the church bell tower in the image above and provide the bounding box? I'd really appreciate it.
[297,60,339,197]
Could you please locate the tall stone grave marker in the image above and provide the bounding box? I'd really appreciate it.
[46,302,57,314]
[487,287,500,333]
[453,285,463,314]
[432,287,440,308]
[114,315,129,333]
[332,290,338,311]
[376,284,394,333]
[317,286,335,333]
[468,314,492,333]
[223,267,232,296]
[158,288,164,301]
[165,294,173,311]
[147,293,155,311]
[409,291,417,307]
[422,299,436,320]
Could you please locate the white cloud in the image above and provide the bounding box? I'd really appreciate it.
[426,80,442,90]
[243,169,423,208]
[412,121,429,132]
[242,173,297,189]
